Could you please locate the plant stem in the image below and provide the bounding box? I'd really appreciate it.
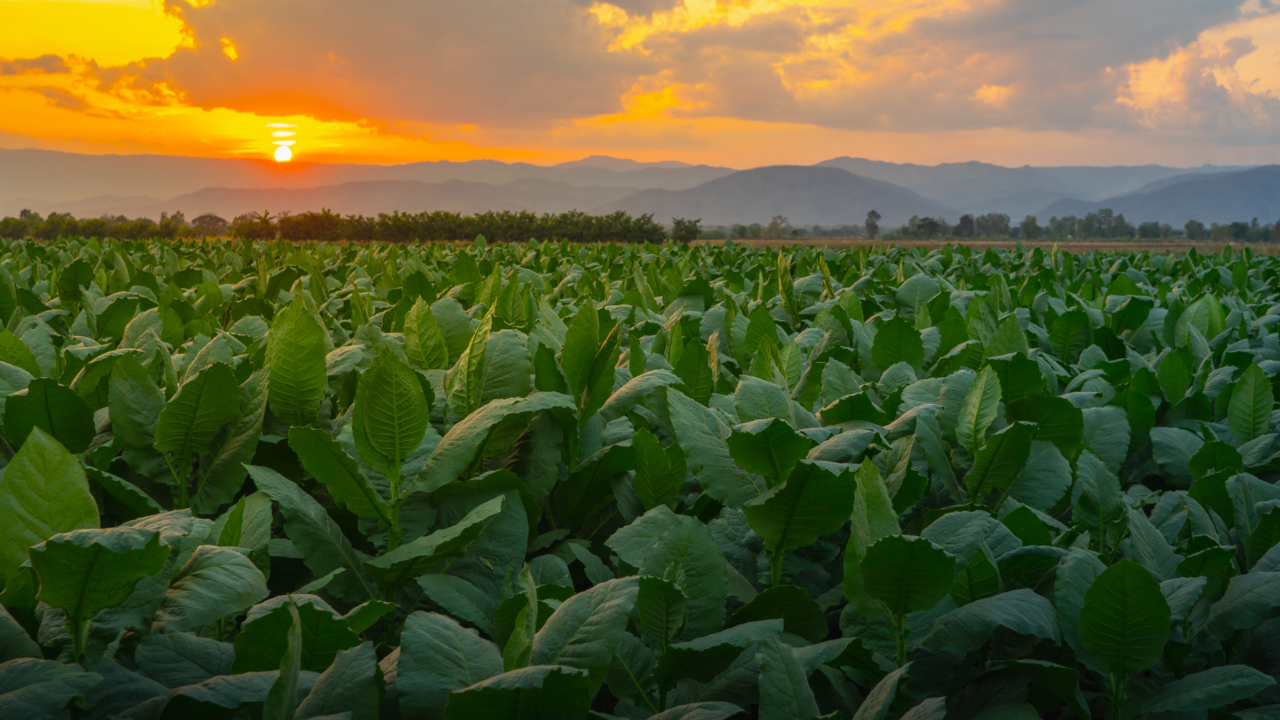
[388,464,401,552]
[1110,672,1126,720]
[770,550,784,587]
[71,614,87,667]
[894,613,907,665]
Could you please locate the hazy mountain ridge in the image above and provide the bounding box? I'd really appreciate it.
[1037,165,1280,225]
[597,166,954,226]
[0,148,1271,227]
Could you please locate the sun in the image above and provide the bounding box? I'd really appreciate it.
[274,145,292,162]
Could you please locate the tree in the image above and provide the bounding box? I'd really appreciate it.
[1185,219,1206,240]
[865,210,881,239]
[956,214,975,238]
[1020,215,1042,239]
[191,214,229,237]
[1273,219,1280,242]
[765,216,791,239]
[975,213,1011,238]
[231,211,276,240]
[915,217,942,238]
[671,217,701,244]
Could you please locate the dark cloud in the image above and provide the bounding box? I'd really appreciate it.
[0,55,69,76]
[140,0,654,127]
[47,0,1280,144]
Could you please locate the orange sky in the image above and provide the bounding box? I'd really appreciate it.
[2,0,1279,168]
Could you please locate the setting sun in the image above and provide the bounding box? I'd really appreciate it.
[273,145,292,162]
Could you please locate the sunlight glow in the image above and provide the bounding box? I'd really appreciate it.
[273,145,292,162]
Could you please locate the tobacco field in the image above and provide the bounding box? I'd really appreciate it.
[4,237,1280,720]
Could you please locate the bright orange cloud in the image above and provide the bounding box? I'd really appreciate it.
[0,0,1279,167]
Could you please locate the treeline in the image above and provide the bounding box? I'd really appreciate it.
[0,208,701,243]
[896,209,1280,242]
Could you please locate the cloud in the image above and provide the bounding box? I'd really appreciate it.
[3,0,1280,164]
[130,0,651,127]
[0,56,70,76]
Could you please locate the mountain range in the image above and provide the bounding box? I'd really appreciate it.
[0,148,1271,228]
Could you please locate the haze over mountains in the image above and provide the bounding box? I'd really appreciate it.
[0,148,1270,228]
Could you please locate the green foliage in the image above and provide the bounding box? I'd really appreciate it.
[0,237,1278,718]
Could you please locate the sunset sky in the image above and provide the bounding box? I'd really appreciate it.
[2,0,1279,168]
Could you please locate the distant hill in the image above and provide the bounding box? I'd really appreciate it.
[596,166,954,227]
[815,157,1250,219]
[39,179,640,220]
[0,149,734,216]
[552,155,692,171]
[1037,166,1280,224]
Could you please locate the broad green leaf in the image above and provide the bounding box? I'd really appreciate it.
[400,611,503,720]
[895,274,940,319]
[152,545,270,633]
[965,422,1037,500]
[447,310,493,417]
[154,362,239,462]
[561,303,600,401]
[262,600,302,720]
[404,298,450,370]
[530,576,640,689]
[215,491,273,577]
[653,619,783,688]
[735,375,794,425]
[232,600,360,674]
[724,585,827,643]
[1230,364,1274,443]
[266,296,329,426]
[362,496,503,585]
[294,642,381,720]
[0,606,39,662]
[637,576,688,654]
[1081,406,1130,473]
[985,314,1030,358]
[354,346,430,478]
[637,513,728,640]
[503,565,538,671]
[1158,347,1194,402]
[917,589,1059,654]
[0,427,98,583]
[1049,309,1091,364]
[108,352,164,448]
[1078,559,1170,675]
[442,665,592,720]
[2,378,95,453]
[248,465,375,602]
[0,329,41,378]
[0,658,103,718]
[861,535,955,617]
[30,527,168,656]
[290,427,390,523]
[134,632,235,688]
[871,315,924,373]
[1142,665,1276,715]
[194,367,269,514]
[757,636,821,720]
[412,392,576,495]
[632,426,687,512]
[1198,572,1280,641]
[956,365,1000,455]
[745,460,856,555]
[668,388,761,508]
[852,664,909,720]
[844,462,900,612]
[726,418,813,488]
[605,506,684,568]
